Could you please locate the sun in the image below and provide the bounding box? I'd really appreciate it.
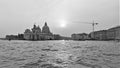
[60,20,67,28]
[60,23,66,27]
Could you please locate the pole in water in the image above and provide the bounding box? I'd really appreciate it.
[8,39,11,41]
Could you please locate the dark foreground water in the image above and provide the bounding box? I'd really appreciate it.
[0,40,120,68]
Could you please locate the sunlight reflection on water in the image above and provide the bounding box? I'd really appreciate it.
[0,40,120,68]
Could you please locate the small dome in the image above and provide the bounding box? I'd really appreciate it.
[35,26,41,33]
[32,24,42,33]
[37,25,41,30]
[24,29,32,33]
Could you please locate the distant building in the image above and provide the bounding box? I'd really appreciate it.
[6,34,24,40]
[24,22,54,40]
[6,35,18,40]
[18,34,24,40]
[53,34,61,40]
[115,26,120,40]
[107,26,120,40]
[71,33,89,40]
[89,26,120,40]
[90,30,107,40]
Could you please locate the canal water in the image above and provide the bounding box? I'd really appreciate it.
[0,40,120,68]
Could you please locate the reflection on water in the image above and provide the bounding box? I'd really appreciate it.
[0,40,120,68]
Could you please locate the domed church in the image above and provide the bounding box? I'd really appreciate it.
[24,22,54,40]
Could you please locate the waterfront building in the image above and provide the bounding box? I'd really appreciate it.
[89,26,120,40]
[90,30,107,40]
[6,35,18,40]
[115,26,120,40]
[53,34,62,40]
[107,26,120,40]
[6,34,24,40]
[24,22,54,40]
[71,33,89,40]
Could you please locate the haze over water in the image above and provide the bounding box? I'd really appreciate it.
[0,0,119,37]
[0,40,120,68]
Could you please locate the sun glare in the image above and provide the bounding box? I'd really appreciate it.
[60,20,67,28]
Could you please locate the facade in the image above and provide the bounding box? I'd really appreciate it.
[24,22,54,40]
[71,33,89,40]
[6,35,18,40]
[53,34,62,40]
[89,26,120,40]
[107,26,120,40]
[115,26,120,40]
[90,30,107,40]
[6,34,24,40]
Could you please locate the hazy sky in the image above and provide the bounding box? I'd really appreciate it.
[0,0,119,37]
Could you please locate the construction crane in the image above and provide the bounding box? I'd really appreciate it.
[91,20,98,33]
[75,20,98,33]
[74,20,99,39]
[91,20,98,39]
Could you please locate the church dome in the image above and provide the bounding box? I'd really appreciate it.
[42,22,51,33]
[24,29,32,33]
[36,26,41,33]
[32,24,41,33]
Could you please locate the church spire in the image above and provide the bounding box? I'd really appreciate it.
[45,22,47,26]
[33,23,36,29]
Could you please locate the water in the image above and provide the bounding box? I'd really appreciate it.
[0,40,120,68]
